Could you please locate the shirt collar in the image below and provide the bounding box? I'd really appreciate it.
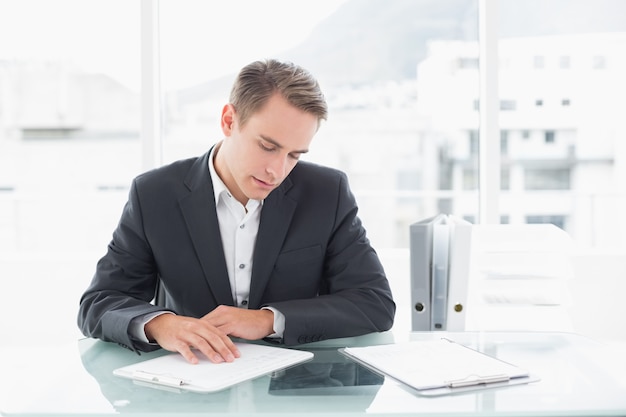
[208,145,227,206]
[208,142,263,209]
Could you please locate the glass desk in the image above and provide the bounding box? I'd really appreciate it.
[1,331,625,416]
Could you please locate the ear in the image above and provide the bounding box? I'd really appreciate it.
[220,104,236,136]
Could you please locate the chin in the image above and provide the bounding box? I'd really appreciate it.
[255,192,273,201]
[246,185,276,201]
[242,189,268,201]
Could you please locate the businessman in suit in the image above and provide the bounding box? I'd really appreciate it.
[78,59,395,364]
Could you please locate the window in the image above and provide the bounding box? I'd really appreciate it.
[499,0,626,250]
[469,130,479,155]
[458,57,479,69]
[463,167,477,191]
[526,215,566,230]
[159,0,480,248]
[0,0,141,344]
[592,55,606,69]
[500,100,517,111]
[3,0,626,349]
[525,168,571,190]
[500,130,509,155]
[500,167,510,190]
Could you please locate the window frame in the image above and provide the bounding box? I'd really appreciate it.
[139,0,501,227]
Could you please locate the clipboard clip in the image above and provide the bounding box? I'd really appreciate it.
[446,373,510,388]
[133,370,186,388]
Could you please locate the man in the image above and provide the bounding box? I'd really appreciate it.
[77,59,395,364]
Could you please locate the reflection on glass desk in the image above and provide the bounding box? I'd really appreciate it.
[1,331,625,416]
[268,349,384,396]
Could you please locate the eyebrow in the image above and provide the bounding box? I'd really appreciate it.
[260,135,309,154]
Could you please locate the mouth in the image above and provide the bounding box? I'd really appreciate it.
[253,177,276,189]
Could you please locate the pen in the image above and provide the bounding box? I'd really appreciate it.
[132,370,186,388]
[447,374,510,388]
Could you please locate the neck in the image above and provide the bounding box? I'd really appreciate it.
[213,141,249,206]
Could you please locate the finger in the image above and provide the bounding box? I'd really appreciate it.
[207,335,238,363]
[186,329,237,363]
[211,324,242,358]
[198,316,241,357]
[221,333,241,358]
[174,328,226,364]
[209,334,241,362]
[176,343,200,365]
[184,338,225,364]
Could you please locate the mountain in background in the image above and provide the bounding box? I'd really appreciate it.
[283,0,477,87]
[283,0,626,87]
[175,0,626,99]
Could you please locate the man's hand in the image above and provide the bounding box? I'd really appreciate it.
[144,313,241,365]
[202,305,275,340]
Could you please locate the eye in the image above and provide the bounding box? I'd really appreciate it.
[259,141,276,152]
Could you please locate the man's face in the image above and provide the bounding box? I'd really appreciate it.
[216,93,319,205]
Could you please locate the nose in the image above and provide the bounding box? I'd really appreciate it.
[266,153,291,180]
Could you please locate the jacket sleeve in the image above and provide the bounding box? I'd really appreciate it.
[77,178,167,353]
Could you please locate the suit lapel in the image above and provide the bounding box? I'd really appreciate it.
[249,177,297,308]
[178,151,234,306]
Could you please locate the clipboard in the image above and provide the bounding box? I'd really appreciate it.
[113,343,313,393]
[339,338,539,396]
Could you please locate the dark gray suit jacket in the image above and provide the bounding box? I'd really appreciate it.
[77,150,395,352]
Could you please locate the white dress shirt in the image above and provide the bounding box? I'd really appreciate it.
[130,144,285,343]
[209,145,262,308]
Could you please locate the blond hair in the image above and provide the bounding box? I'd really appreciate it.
[229,59,328,128]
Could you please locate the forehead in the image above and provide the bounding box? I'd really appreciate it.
[241,95,319,150]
